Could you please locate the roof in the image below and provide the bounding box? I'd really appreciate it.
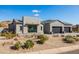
[42,20,72,25]
[11,20,22,24]
[16,20,22,24]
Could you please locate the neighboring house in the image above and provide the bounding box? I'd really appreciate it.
[42,20,72,34]
[0,21,11,33]
[9,16,43,34]
[0,27,4,33]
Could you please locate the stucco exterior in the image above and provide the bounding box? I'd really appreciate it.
[44,23,50,34]
[50,21,64,33]
[9,17,72,34]
[22,16,40,25]
[16,24,23,34]
[22,16,43,34]
[9,16,44,34]
[43,20,72,34]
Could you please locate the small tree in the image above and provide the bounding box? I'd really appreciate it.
[24,40,34,49]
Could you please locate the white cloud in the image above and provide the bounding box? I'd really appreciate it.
[34,14,39,17]
[32,10,40,13]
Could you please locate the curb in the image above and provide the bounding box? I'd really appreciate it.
[27,45,79,54]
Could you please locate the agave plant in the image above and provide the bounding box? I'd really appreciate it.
[24,40,34,49]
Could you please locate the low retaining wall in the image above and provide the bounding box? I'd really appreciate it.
[28,45,79,54]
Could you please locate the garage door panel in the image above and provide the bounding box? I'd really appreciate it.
[64,27,70,32]
[52,26,62,33]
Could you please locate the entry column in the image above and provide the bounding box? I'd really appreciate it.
[62,26,64,33]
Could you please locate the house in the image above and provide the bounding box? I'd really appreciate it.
[9,16,43,34]
[72,24,79,32]
[42,20,72,34]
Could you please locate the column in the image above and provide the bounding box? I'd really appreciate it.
[62,26,64,33]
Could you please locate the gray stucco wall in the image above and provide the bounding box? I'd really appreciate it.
[37,24,43,34]
[22,16,40,25]
[16,24,23,34]
[22,25,28,34]
[64,25,72,32]
[44,23,50,34]
[43,21,72,34]
[22,24,43,34]
[22,16,44,34]
[9,23,16,32]
[50,21,64,33]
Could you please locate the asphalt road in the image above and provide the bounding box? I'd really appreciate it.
[60,49,79,54]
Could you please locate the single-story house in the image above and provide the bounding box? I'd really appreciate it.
[42,20,72,34]
[9,16,43,34]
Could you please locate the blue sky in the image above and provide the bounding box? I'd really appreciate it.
[0,5,79,24]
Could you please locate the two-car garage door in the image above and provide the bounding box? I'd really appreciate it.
[64,27,71,32]
[52,26,71,33]
[52,26,62,33]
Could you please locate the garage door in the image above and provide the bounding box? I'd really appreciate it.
[64,27,70,32]
[52,26,62,33]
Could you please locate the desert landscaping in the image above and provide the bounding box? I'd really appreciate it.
[0,32,79,53]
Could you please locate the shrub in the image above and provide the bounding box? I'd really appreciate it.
[63,35,75,43]
[0,32,6,36]
[0,32,16,39]
[37,39,45,44]
[13,41,21,50]
[61,35,64,37]
[76,35,79,37]
[37,35,48,44]
[73,36,79,41]
[24,40,34,49]
[37,35,48,40]
[2,42,6,46]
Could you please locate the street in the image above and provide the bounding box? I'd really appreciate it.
[61,49,79,54]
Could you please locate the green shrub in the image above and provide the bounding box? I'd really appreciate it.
[24,40,34,49]
[37,39,45,44]
[76,35,79,37]
[63,35,75,43]
[38,35,48,40]
[0,32,16,39]
[0,32,6,36]
[37,35,48,44]
[2,42,6,46]
[14,41,21,50]
[73,36,79,41]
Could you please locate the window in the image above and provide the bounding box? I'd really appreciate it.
[28,25,37,32]
[20,26,22,31]
[41,26,42,30]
